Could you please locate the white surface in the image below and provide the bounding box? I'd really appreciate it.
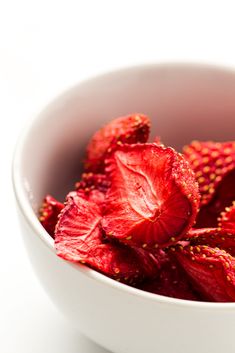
[2,1,235,352]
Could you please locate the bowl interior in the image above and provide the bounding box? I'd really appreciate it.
[17,63,235,215]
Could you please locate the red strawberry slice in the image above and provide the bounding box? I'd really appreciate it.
[75,172,110,206]
[139,254,200,300]
[173,244,235,302]
[55,192,159,284]
[102,144,200,250]
[75,173,110,194]
[75,173,110,207]
[187,228,235,257]
[39,195,64,237]
[183,140,235,227]
[85,114,150,173]
[218,202,235,230]
[77,189,106,206]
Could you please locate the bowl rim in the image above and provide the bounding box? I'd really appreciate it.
[12,61,235,310]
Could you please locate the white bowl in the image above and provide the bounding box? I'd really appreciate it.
[12,63,235,353]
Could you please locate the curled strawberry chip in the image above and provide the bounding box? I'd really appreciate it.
[55,192,159,284]
[77,189,106,206]
[75,172,110,194]
[218,202,235,230]
[173,245,235,302]
[187,228,235,257]
[183,141,235,227]
[75,172,111,207]
[85,114,150,173]
[102,144,200,250]
[39,195,64,237]
[75,172,110,206]
[139,254,200,301]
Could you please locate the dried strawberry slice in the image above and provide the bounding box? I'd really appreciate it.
[75,173,110,194]
[75,173,110,207]
[77,189,106,206]
[187,228,235,257]
[183,140,235,205]
[173,245,235,302]
[85,114,150,173]
[55,192,159,284]
[183,141,235,227]
[39,195,64,237]
[102,144,200,250]
[218,202,235,230]
[139,255,201,300]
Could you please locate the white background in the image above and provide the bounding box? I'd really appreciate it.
[1,1,235,352]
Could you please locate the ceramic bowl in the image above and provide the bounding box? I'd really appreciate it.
[12,63,235,353]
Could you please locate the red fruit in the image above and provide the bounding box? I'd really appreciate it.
[55,192,159,284]
[218,202,235,230]
[77,189,106,206]
[85,114,150,172]
[75,172,110,207]
[183,140,235,227]
[187,228,235,257]
[39,195,64,237]
[75,172,110,206]
[139,255,200,301]
[75,172,110,194]
[102,144,200,250]
[173,245,235,302]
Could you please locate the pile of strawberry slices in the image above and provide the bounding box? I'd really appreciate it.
[39,114,235,302]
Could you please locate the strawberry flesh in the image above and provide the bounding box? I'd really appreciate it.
[183,141,235,227]
[187,228,235,257]
[174,245,235,302]
[75,172,110,206]
[218,202,235,230]
[55,192,159,284]
[76,189,106,206]
[139,254,201,300]
[39,195,64,237]
[75,172,110,194]
[85,114,150,173]
[102,143,200,250]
